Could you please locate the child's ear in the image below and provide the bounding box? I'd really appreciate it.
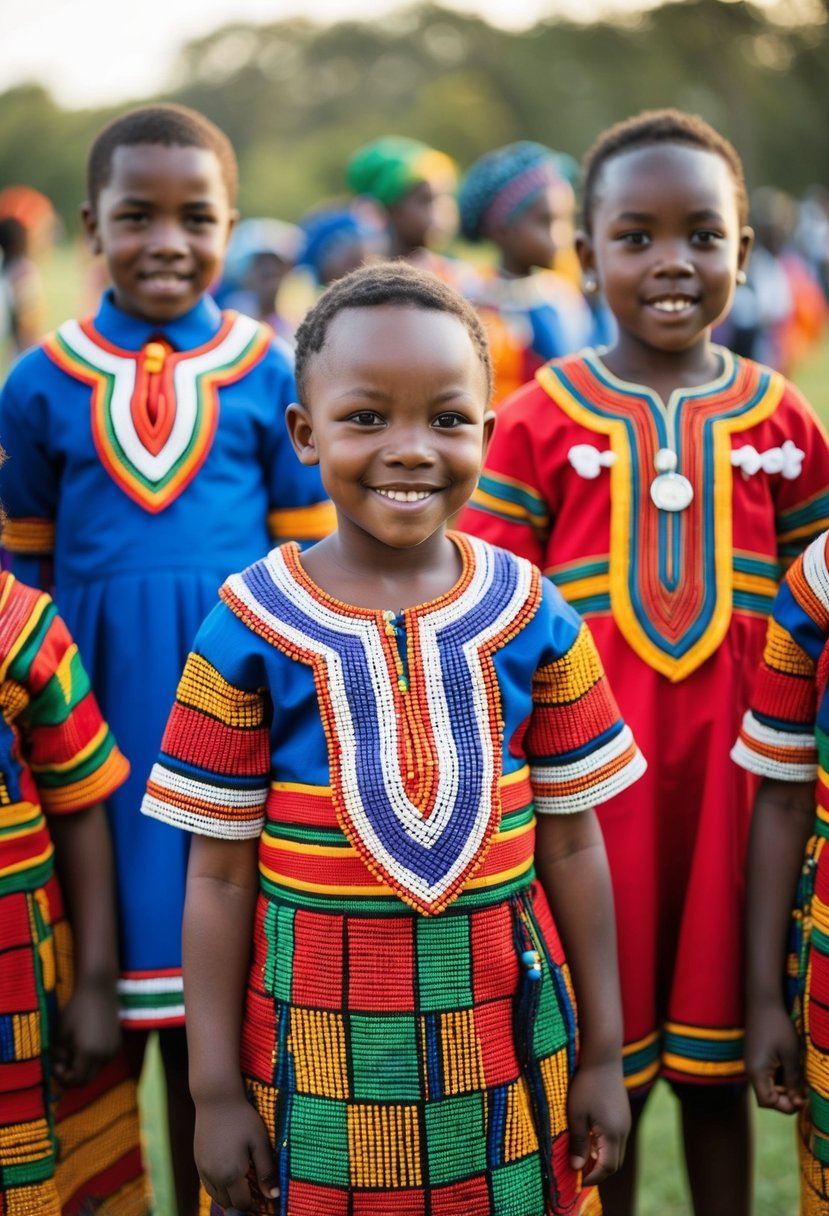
[575,230,598,295]
[738,225,754,277]
[80,202,102,256]
[285,402,319,466]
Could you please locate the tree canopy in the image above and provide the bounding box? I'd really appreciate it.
[2,0,827,230]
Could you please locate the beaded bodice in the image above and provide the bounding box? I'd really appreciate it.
[220,534,541,913]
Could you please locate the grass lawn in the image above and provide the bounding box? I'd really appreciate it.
[24,245,829,1213]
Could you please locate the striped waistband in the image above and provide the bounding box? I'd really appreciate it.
[258,770,537,914]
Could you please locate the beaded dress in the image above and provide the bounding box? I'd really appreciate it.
[732,531,829,1215]
[0,574,146,1214]
[143,533,645,1216]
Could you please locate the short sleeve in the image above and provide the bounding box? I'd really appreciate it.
[142,610,272,839]
[732,531,829,782]
[258,342,336,546]
[525,587,646,813]
[10,585,129,813]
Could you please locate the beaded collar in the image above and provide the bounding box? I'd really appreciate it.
[221,534,541,913]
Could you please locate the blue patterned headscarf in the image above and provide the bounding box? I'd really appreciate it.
[299,207,372,283]
[458,142,571,243]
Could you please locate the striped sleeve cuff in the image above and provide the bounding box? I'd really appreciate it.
[531,724,647,813]
[142,762,267,839]
[730,710,817,782]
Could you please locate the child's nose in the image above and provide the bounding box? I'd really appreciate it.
[386,426,436,466]
[654,241,694,275]
[147,218,189,256]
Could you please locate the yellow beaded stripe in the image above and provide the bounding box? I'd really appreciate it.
[531,624,605,704]
[289,1009,350,1098]
[347,1104,423,1188]
[176,652,267,728]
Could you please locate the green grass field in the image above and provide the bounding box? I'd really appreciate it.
[25,244,829,1214]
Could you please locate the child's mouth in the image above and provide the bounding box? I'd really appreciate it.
[649,295,697,313]
[373,488,435,503]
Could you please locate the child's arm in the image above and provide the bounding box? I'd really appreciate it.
[49,802,120,1087]
[745,777,814,1114]
[534,808,629,1183]
[183,834,279,1211]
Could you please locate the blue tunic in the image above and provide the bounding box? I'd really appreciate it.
[0,291,332,1025]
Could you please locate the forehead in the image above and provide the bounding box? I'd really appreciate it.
[595,143,738,217]
[313,305,484,383]
[104,143,227,201]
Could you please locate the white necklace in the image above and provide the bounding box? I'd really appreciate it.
[649,447,694,512]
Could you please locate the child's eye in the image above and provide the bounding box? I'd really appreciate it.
[187,213,216,226]
[692,229,723,245]
[118,212,148,224]
[618,231,650,247]
[348,410,384,426]
[432,412,468,429]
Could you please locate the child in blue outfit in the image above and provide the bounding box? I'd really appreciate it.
[0,102,332,1214]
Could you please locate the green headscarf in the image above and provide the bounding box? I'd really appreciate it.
[346,136,457,208]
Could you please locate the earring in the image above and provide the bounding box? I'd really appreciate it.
[583,274,598,295]
[736,269,747,285]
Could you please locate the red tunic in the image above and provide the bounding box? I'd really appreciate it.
[459,348,829,1089]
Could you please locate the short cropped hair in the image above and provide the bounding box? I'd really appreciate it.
[581,108,748,231]
[293,260,493,403]
[87,103,238,208]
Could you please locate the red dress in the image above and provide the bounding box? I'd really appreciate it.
[459,348,829,1089]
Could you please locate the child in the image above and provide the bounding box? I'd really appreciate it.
[213,216,304,343]
[0,481,145,1213]
[346,136,471,288]
[732,529,829,1215]
[298,203,382,288]
[457,141,595,407]
[458,109,829,1215]
[0,103,333,1214]
[141,261,645,1215]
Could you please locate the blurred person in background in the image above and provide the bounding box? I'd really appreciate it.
[213,215,304,344]
[297,201,385,290]
[0,185,57,356]
[457,140,597,406]
[346,134,474,290]
[746,185,827,375]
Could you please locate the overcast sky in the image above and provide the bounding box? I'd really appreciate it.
[1,0,682,108]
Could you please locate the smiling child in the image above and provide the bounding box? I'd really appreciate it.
[141,260,646,1215]
[0,102,333,1214]
[460,109,829,1215]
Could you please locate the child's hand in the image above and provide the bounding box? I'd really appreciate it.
[567,1059,630,1184]
[195,1094,279,1213]
[746,1000,805,1114]
[53,975,121,1088]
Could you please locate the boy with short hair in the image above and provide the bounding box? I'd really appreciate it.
[0,102,332,1214]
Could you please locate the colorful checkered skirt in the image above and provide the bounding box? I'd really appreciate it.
[0,875,146,1216]
[792,803,829,1214]
[224,789,597,1216]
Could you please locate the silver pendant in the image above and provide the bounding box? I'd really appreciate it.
[650,472,694,512]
